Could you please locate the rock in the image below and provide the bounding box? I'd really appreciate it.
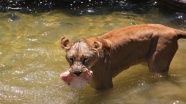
[157,0,186,12]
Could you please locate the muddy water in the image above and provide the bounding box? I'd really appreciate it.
[0,10,186,104]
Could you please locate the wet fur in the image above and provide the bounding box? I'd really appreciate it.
[61,24,186,90]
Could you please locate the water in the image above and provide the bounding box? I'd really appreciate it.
[0,8,186,104]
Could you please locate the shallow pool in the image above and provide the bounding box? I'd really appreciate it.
[0,8,186,104]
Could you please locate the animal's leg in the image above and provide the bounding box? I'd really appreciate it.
[147,39,178,75]
[89,76,113,90]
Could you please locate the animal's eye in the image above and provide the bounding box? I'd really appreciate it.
[69,57,74,63]
[83,57,89,63]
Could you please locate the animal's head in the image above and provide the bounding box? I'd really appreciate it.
[60,37,107,88]
[61,37,105,77]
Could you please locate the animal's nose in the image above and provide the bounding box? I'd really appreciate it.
[73,70,82,76]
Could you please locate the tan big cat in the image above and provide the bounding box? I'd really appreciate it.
[61,24,186,90]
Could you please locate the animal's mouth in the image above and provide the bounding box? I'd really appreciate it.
[60,70,93,86]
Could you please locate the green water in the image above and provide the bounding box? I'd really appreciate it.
[0,10,186,104]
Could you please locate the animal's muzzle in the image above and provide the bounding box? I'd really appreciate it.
[71,64,85,76]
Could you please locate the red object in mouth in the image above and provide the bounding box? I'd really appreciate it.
[60,71,73,85]
[60,70,93,88]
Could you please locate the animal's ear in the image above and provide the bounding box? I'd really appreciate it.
[61,37,73,51]
[91,41,105,57]
[92,41,102,51]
